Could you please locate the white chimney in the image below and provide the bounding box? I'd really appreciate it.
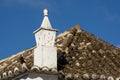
[33,9,57,70]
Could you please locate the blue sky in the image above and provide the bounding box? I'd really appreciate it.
[0,0,120,59]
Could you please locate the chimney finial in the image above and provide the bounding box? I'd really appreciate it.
[44,9,48,16]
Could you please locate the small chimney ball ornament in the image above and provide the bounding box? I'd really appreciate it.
[44,9,48,16]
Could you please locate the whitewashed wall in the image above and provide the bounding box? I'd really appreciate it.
[34,45,57,69]
[19,73,58,80]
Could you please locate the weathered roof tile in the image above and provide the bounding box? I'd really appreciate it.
[0,25,120,79]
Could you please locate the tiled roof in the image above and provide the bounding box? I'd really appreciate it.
[0,25,120,80]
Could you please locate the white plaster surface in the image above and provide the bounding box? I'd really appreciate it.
[35,30,56,47]
[34,45,57,69]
